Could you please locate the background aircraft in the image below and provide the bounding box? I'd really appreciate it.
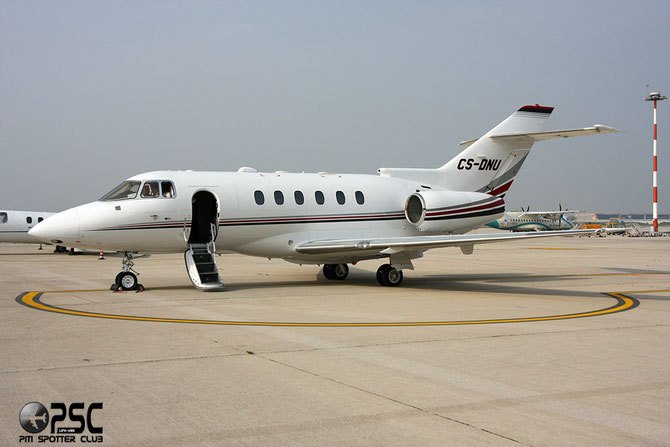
[0,210,68,251]
[30,105,620,290]
[486,205,581,232]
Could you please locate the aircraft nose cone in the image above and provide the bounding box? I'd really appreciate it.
[29,208,80,243]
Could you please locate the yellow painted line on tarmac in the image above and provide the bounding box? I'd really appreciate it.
[527,247,583,250]
[15,288,645,327]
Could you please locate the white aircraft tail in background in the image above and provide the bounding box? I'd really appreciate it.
[29,105,621,290]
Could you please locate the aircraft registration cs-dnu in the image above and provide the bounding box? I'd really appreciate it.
[30,105,620,291]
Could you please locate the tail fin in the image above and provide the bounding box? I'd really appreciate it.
[378,105,619,197]
[437,104,553,196]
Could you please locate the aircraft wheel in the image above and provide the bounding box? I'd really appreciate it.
[332,263,349,280]
[115,271,138,291]
[323,264,335,280]
[376,265,387,285]
[376,264,403,287]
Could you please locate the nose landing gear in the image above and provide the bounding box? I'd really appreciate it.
[110,252,145,292]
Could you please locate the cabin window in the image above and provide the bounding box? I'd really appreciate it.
[141,181,160,198]
[336,191,345,205]
[38,217,44,223]
[294,191,304,205]
[254,190,265,205]
[274,190,285,205]
[0,212,7,224]
[161,181,175,198]
[355,191,365,205]
[26,216,32,224]
[100,181,141,201]
[315,191,325,205]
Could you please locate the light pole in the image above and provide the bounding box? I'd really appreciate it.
[644,91,667,234]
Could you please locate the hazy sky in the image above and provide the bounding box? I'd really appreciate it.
[1,0,669,214]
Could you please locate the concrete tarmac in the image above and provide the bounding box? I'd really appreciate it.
[1,235,669,446]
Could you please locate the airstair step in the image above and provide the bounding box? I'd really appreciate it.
[199,273,221,284]
[196,263,217,275]
[193,253,213,263]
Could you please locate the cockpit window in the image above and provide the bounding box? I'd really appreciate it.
[1,212,7,224]
[161,181,175,198]
[100,181,141,201]
[141,181,160,198]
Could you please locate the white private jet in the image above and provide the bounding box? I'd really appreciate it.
[486,205,581,232]
[0,210,69,251]
[29,105,620,290]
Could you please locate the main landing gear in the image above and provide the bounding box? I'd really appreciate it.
[376,264,403,287]
[322,263,349,280]
[322,263,404,287]
[110,252,145,292]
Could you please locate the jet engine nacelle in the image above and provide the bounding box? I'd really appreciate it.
[404,190,505,233]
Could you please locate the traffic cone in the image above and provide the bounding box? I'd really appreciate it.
[98,250,105,260]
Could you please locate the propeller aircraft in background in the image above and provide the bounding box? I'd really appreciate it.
[486,204,582,232]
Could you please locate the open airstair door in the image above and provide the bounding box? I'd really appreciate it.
[185,191,224,290]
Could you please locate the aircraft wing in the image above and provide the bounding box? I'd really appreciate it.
[459,125,622,147]
[295,229,597,256]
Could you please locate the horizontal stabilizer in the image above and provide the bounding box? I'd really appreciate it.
[459,125,622,147]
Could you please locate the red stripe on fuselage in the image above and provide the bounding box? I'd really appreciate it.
[220,213,405,225]
[426,198,504,218]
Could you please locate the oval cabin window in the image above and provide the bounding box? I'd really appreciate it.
[254,190,265,205]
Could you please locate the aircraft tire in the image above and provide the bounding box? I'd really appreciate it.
[376,265,387,286]
[332,263,349,280]
[377,264,403,287]
[386,267,403,287]
[115,272,138,291]
[323,264,335,280]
